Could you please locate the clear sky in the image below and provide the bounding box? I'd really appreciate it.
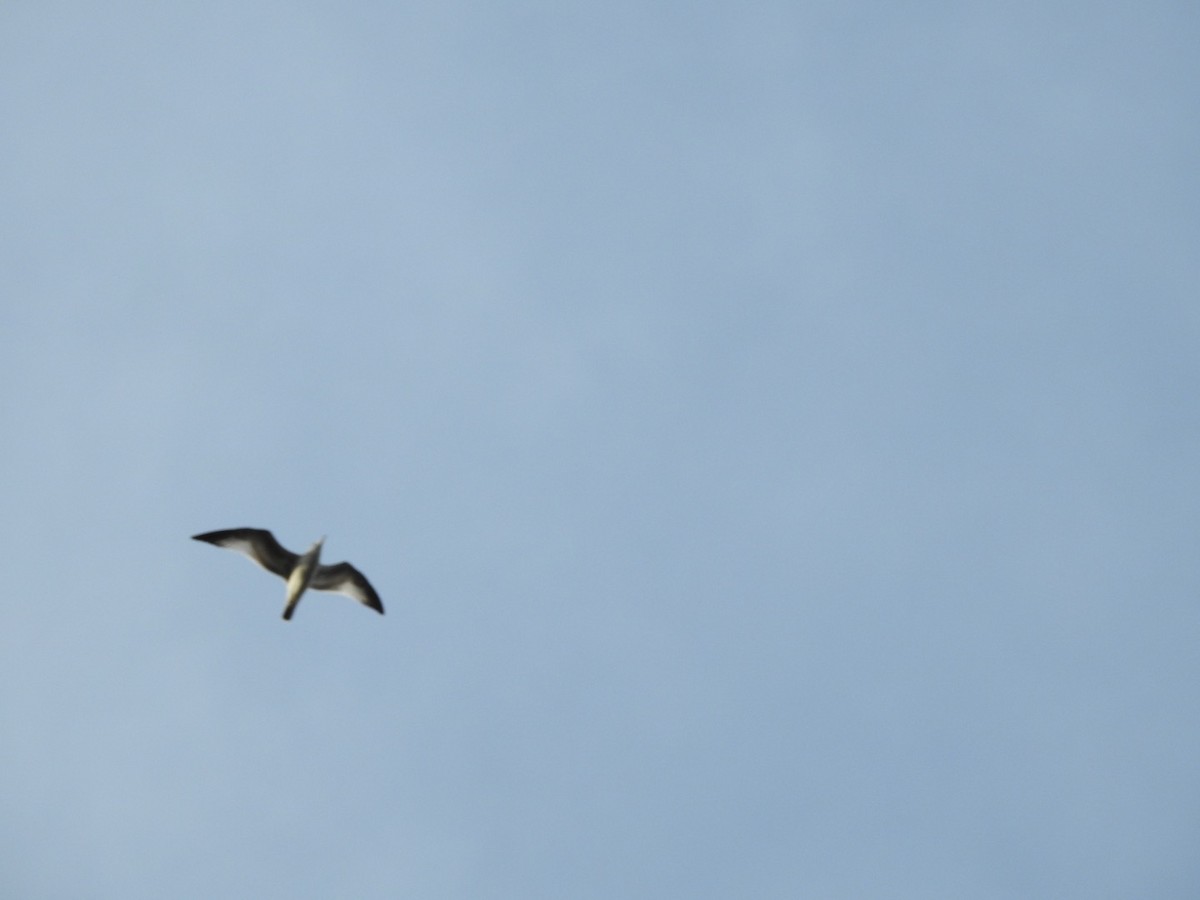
[2,2,1198,897]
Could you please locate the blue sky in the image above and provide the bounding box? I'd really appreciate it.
[2,2,1199,897]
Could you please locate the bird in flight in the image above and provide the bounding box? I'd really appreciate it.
[193,528,384,621]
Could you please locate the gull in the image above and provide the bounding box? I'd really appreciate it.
[192,528,384,621]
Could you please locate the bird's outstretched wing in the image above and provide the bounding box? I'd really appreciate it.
[192,528,298,578]
[311,562,385,615]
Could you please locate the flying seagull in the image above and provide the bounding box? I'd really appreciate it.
[192,528,384,621]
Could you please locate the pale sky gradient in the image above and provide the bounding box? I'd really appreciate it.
[2,2,1199,897]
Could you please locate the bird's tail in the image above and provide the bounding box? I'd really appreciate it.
[282,602,297,621]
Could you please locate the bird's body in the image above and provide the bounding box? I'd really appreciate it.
[193,528,384,620]
[283,537,325,620]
